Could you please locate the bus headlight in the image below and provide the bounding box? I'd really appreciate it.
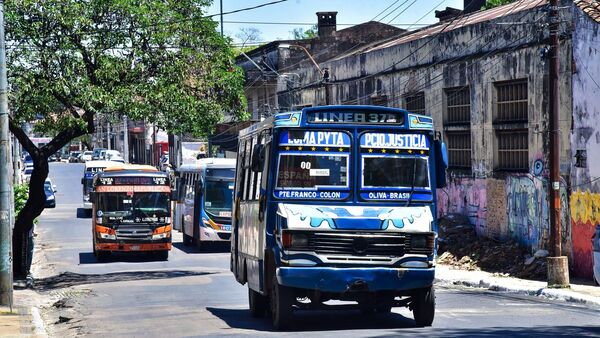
[152,233,170,240]
[99,233,116,240]
[282,231,309,249]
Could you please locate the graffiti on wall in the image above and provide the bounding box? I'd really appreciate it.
[437,178,487,236]
[570,190,600,279]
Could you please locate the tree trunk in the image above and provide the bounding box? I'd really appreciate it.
[9,119,91,278]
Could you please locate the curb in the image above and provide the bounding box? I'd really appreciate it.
[31,307,46,337]
[436,276,600,307]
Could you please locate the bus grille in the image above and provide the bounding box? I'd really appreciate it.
[301,232,434,257]
[115,227,152,240]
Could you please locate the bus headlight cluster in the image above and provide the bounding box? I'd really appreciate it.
[152,233,170,240]
[99,233,116,240]
[282,231,309,249]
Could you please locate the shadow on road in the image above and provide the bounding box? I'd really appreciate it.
[33,270,215,291]
[78,252,168,264]
[76,208,91,219]
[206,307,415,332]
[172,241,230,254]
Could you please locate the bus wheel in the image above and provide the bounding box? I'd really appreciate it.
[248,287,268,318]
[270,275,293,330]
[182,227,192,246]
[412,286,435,327]
[154,250,169,261]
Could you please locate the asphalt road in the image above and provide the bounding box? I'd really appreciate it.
[32,162,600,337]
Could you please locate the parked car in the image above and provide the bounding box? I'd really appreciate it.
[104,150,121,161]
[61,152,70,162]
[23,166,33,182]
[593,225,600,286]
[45,177,57,192]
[44,181,56,208]
[69,151,81,163]
[80,151,93,162]
[23,154,33,167]
[48,153,59,162]
[92,148,106,160]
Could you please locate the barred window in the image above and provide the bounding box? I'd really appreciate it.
[405,92,425,114]
[446,132,471,169]
[445,87,470,123]
[495,80,528,122]
[496,130,528,171]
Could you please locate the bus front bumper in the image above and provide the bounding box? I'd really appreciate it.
[277,266,434,293]
[95,242,171,252]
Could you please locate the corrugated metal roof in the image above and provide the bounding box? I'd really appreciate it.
[575,0,600,23]
[361,0,548,54]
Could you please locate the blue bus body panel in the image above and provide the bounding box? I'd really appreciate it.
[277,266,434,293]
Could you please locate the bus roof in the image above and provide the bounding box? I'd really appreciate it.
[84,160,115,169]
[103,164,158,172]
[238,105,434,137]
[178,158,236,172]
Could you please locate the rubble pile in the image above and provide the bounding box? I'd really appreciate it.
[437,214,547,281]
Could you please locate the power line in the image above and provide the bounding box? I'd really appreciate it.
[372,0,404,21]
[205,0,289,19]
[223,20,431,27]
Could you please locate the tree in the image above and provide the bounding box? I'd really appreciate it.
[290,26,317,40]
[482,0,515,10]
[5,0,247,278]
[235,27,263,54]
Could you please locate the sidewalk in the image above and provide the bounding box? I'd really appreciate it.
[0,287,47,338]
[436,263,600,307]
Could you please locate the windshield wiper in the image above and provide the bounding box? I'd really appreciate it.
[405,157,418,207]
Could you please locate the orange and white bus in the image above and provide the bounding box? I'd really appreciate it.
[91,164,173,261]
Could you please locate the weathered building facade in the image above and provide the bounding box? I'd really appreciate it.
[266,0,600,279]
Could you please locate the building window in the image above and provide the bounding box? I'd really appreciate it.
[496,130,528,171]
[405,92,425,114]
[445,87,470,123]
[494,79,528,122]
[493,79,529,172]
[446,132,471,169]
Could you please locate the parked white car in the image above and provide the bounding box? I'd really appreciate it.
[104,150,122,161]
[79,151,93,162]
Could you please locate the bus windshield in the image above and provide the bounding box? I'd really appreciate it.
[204,180,234,218]
[276,154,348,189]
[362,156,429,188]
[97,192,170,223]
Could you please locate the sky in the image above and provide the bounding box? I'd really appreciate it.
[206,0,466,45]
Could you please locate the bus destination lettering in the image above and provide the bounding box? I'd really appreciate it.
[99,176,167,185]
[307,112,402,124]
[281,131,350,146]
[361,192,411,200]
[276,190,348,199]
[361,133,429,149]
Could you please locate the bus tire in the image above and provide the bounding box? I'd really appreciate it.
[155,250,169,261]
[182,226,192,246]
[270,274,293,330]
[248,287,267,318]
[412,286,435,327]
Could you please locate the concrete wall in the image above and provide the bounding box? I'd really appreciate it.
[570,5,600,278]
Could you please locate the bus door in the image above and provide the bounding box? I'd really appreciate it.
[192,178,203,245]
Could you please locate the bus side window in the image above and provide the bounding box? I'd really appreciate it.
[237,140,247,200]
[247,134,258,201]
[254,132,265,200]
[243,138,253,201]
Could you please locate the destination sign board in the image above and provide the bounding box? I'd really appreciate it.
[307,111,403,124]
[280,130,351,147]
[360,133,429,150]
[98,176,168,186]
[275,190,349,200]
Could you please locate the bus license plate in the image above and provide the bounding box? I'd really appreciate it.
[222,225,231,232]
[130,245,140,251]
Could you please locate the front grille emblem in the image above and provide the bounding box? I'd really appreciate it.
[353,237,369,254]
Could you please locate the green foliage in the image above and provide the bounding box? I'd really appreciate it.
[482,0,515,10]
[6,0,248,138]
[13,184,31,221]
[290,26,317,40]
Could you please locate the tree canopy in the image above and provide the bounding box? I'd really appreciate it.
[6,0,247,139]
[290,26,317,40]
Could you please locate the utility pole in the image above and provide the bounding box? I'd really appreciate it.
[546,0,569,288]
[123,116,129,163]
[107,121,111,150]
[220,0,224,36]
[0,0,13,307]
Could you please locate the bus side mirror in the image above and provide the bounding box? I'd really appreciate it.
[251,144,265,172]
[81,178,84,184]
[170,189,178,201]
[434,140,448,189]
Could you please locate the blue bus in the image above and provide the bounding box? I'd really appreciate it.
[231,105,447,329]
[174,159,236,249]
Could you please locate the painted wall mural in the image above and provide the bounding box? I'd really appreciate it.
[570,191,600,279]
[437,178,487,236]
